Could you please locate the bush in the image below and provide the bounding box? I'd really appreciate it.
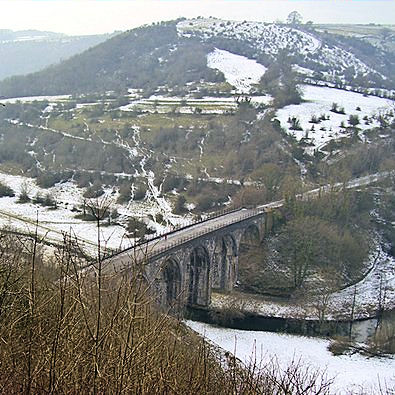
[195,194,213,211]
[331,103,345,114]
[117,181,132,204]
[309,115,319,124]
[232,186,267,208]
[33,192,56,208]
[368,313,395,355]
[36,172,63,188]
[348,114,360,127]
[174,195,187,214]
[83,182,104,199]
[110,208,119,219]
[43,193,57,208]
[330,102,338,113]
[0,231,335,393]
[17,190,30,203]
[327,337,354,356]
[0,233,221,393]
[133,183,148,201]
[288,116,303,131]
[127,217,150,238]
[33,193,44,204]
[162,175,185,193]
[0,182,15,197]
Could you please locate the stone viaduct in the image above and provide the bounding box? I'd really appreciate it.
[105,208,274,309]
[103,170,392,310]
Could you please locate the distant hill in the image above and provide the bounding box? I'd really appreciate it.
[0,29,111,81]
[0,18,394,98]
[0,21,223,98]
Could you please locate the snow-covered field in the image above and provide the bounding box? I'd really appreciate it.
[207,49,267,94]
[0,172,193,256]
[330,247,395,319]
[186,320,395,394]
[0,173,127,255]
[120,95,238,114]
[119,92,272,114]
[276,85,394,153]
[0,95,71,104]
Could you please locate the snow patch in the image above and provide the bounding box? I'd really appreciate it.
[276,85,394,153]
[0,95,71,104]
[207,48,267,94]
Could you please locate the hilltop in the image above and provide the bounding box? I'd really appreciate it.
[0,21,222,97]
[1,18,394,98]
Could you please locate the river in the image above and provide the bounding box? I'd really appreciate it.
[185,319,395,394]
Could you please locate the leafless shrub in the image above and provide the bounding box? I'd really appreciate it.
[0,222,336,393]
[327,336,354,356]
[224,353,333,394]
[209,298,246,326]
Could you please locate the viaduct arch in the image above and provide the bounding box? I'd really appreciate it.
[106,208,268,309]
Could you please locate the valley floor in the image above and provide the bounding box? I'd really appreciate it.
[186,320,395,394]
[212,243,395,320]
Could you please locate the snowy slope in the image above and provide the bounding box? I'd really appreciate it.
[212,244,395,320]
[276,85,394,153]
[207,49,267,93]
[186,320,395,394]
[0,171,193,255]
[178,18,320,56]
[178,18,382,84]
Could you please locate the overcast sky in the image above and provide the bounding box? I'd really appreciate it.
[1,0,394,36]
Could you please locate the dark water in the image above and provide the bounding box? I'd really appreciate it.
[186,306,380,342]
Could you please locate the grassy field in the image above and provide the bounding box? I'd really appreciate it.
[314,23,395,37]
[43,101,240,180]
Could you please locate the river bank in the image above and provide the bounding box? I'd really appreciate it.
[211,244,395,323]
[186,304,383,341]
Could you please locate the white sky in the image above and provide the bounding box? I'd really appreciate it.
[0,0,394,36]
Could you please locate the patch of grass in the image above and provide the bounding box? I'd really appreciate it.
[0,163,25,176]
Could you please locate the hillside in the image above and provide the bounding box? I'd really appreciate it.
[0,15,394,393]
[0,21,223,97]
[0,17,394,301]
[0,19,393,233]
[1,18,395,98]
[314,23,395,52]
[0,29,111,80]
